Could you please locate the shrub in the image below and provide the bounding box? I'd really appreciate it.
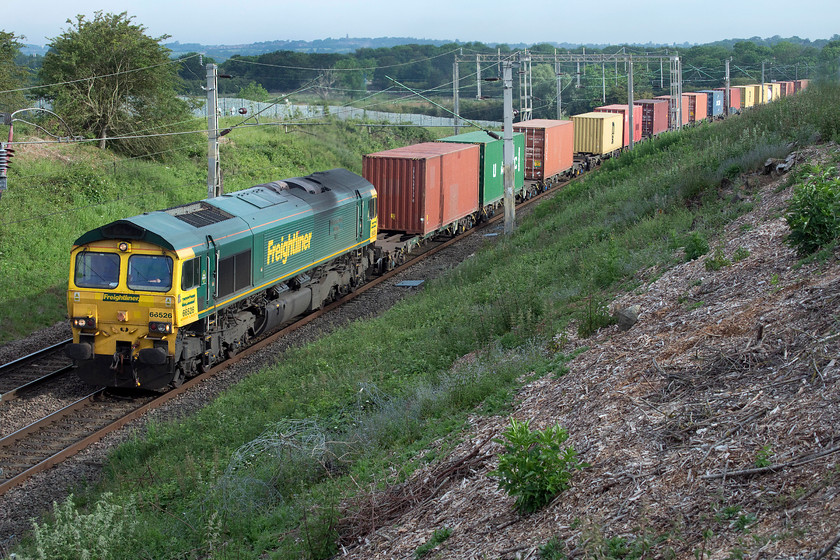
[785,165,840,255]
[415,527,452,558]
[683,231,710,261]
[538,536,567,559]
[490,418,582,514]
[732,247,750,262]
[705,246,731,271]
[577,296,617,338]
[30,493,137,560]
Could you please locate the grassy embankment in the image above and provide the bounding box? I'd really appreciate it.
[0,118,430,343]
[13,84,840,559]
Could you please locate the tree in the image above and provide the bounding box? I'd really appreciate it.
[0,30,28,112]
[238,81,270,102]
[38,12,194,155]
[818,39,840,80]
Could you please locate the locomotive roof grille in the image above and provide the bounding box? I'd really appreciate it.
[164,201,234,228]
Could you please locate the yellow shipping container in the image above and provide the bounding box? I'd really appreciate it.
[764,82,781,103]
[734,86,755,108]
[747,84,763,105]
[572,112,623,155]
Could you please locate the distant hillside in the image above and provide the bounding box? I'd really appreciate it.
[20,34,837,62]
[161,38,693,60]
[165,37,459,60]
[706,34,839,49]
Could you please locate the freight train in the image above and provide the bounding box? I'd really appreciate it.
[65,78,808,389]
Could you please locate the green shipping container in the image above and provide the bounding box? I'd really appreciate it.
[437,131,525,205]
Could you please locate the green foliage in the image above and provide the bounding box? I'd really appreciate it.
[684,231,710,261]
[577,295,617,338]
[715,504,757,533]
[414,527,452,558]
[755,445,773,468]
[0,30,28,110]
[785,165,840,255]
[238,81,271,102]
[38,11,195,156]
[732,246,751,262]
[705,246,732,271]
[490,419,582,514]
[539,536,567,559]
[29,493,137,560]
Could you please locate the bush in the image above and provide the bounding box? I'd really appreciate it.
[29,493,137,560]
[414,527,452,558]
[785,165,840,255]
[490,418,582,514]
[683,231,710,261]
[577,296,617,338]
[705,246,731,271]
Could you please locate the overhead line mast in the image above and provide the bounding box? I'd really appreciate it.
[454,51,683,132]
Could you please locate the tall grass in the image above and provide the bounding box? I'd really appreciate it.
[14,84,840,559]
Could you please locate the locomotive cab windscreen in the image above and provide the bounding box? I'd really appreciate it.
[127,254,173,292]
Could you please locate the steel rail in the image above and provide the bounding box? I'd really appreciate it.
[0,339,71,371]
[0,339,74,402]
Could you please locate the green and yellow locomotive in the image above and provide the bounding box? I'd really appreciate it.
[66,169,378,389]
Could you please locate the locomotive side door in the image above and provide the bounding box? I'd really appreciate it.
[205,235,218,307]
[355,190,364,242]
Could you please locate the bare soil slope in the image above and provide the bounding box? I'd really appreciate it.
[338,144,840,559]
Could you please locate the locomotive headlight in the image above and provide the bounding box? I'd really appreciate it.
[148,321,172,334]
[118,242,131,252]
[72,317,96,329]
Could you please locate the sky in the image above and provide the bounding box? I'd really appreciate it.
[5,0,838,48]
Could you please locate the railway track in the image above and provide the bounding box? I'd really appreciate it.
[0,339,74,402]
[0,390,156,494]
[0,171,575,498]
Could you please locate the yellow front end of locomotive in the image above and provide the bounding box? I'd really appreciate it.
[66,240,196,388]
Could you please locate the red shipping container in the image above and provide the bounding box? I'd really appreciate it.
[512,119,574,181]
[780,81,795,96]
[684,93,708,122]
[594,104,642,146]
[655,94,691,127]
[715,87,741,114]
[794,79,809,92]
[634,99,668,137]
[362,142,480,236]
